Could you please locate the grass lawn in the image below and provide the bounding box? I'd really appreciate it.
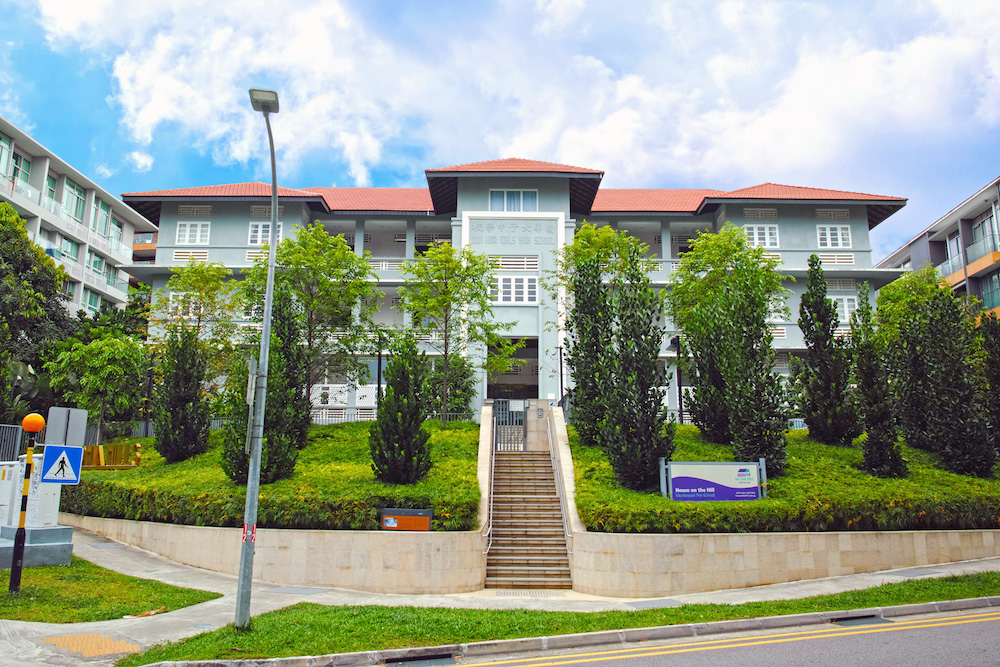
[117,572,1000,665]
[61,421,480,531]
[0,556,220,623]
[574,425,1000,533]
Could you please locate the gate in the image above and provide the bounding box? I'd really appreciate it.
[494,399,527,452]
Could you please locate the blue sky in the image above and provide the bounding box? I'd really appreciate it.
[2,0,999,261]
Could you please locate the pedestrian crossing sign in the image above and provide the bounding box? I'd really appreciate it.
[40,445,84,485]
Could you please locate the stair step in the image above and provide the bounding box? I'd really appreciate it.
[488,556,569,567]
[485,577,572,589]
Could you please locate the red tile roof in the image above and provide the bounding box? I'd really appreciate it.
[426,157,603,175]
[593,189,724,212]
[122,182,321,198]
[710,183,906,202]
[308,187,433,212]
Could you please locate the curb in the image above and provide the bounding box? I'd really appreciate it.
[144,595,1000,667]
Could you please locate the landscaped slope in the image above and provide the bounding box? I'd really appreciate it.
[574,425,1000,533]
[61,422,480,531]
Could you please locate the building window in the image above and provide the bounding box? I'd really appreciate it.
[248,222,283,245]
[743,225,779,248]
[818,225,852,249]
[250,205,285,218]
[816,208,850,221]
[63,179,86,222]
[897,258,912,271]
[46,175,56,201]
[0,133,10,177]
[60,237,80,261]
[743,207,777,221]
[11,153,31,183]
[491,276,538,304]
[87,250,105,274]
[92,199,112,237]
[83,288,102,313]
[176,221,210,245]
[489,189,538,213]
[168,292,203,319]
[61,280,75,299]
[832,296,858,324]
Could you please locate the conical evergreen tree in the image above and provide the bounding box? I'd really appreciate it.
[153,323,210,462]
[370,336,432,484]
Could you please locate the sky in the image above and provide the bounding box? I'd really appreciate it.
[2,0,999,262]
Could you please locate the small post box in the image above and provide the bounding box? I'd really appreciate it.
[379,508,433,531]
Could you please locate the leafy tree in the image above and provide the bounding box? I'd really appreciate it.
[795,254,861,446]
[220,285,305,483]
[45,335,147,442]
[980,311,1000,457]
[153,323,210,462]
[875,265,945,350]
[897,289,993,476]
[598,240,675,490]
[370,335,432,484]
[398,242,521,423]
[244,224,381,397]
[427,354,476,418]
[668,224,791,465]
[564,255,611,448]
[851,283,906,477]
[153,260,241,382]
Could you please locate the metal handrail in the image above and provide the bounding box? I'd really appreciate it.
[483,408,497,555]
[546,407,572,555]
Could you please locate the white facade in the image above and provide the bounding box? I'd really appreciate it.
[0,115,157,313]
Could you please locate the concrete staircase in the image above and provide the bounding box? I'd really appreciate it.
[486,450,571,589]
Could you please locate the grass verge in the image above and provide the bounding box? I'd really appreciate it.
[118,572,1000,665]
[574,425,1000,533]
[62,421,480,531]
[0,556,220,623]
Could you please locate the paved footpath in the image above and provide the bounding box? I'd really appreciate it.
[3,528,1000,666]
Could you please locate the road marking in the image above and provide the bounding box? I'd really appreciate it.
[459,611,1000,667]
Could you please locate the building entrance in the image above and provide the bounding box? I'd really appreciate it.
[486,338,539,400]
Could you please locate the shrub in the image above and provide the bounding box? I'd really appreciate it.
[795,254,860,446]
[980,311,1000,456]
[153,324,210,463]
[370,336,432,484]
[565,257,611,448]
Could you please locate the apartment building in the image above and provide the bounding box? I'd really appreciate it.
[876,175,1000,316]
[122,158,906,416]
[0,115,156,313]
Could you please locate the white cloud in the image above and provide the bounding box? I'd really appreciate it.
[127,151,154,172]
[94,163,114,178]
[29,0,1000,193]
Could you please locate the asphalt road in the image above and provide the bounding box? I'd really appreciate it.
[454,609,1000,667]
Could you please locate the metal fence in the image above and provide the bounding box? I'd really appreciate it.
[0,424,24,462]
[493,398,527,451]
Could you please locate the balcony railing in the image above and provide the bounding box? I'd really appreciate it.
[368,257,406,271]
[11,179,41,205]
[983,287,1000,311]
[935,254,964,278]
[131,259,155,265]
[133,232,158,245]
[966,233,999,264]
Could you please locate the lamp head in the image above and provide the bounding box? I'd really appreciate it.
[21,413,45,433]
[249,88,279,114]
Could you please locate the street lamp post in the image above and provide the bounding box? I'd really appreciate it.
[235,87,280,629]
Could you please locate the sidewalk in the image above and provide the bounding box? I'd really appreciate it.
[3,527,1000,666]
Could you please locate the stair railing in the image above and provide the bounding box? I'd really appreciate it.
[546,407,573,555]
[483,404,498,555]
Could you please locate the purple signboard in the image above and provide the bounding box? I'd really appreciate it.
[663,460,766,501]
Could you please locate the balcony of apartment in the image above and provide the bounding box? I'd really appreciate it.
[132,232,158,264]
[82,268,129,302]
[935,254,966,285]
[38,240,86,282]
[983,285,1000,315]
[964,232,1000,279]
[6,177,41,206]
[39,196,90,245]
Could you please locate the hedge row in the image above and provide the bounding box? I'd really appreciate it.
[61,421,480,531]
[573,426,1000,533]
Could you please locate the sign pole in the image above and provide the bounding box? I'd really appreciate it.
[10,413,45,594]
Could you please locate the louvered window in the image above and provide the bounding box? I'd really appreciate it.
[818,225,852,249]
[827,279,856,291]
[744,225,779,248]
[744,208,777,221]
[178,205,212,217]
[492,256,539,270]
[250,205,285,218]
[816,208,849,221]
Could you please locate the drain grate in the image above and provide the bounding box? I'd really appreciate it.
[268,585,327,595]
[44,633,140,658]
[494,590,565,598]
[831,616,893,627]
